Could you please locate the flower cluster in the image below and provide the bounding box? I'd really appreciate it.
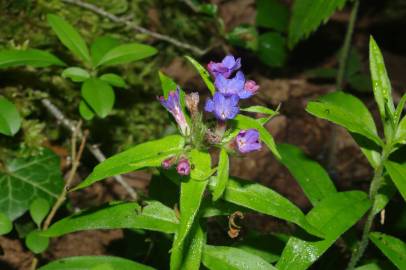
[158,55,262,176]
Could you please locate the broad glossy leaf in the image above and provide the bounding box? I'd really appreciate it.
[0,49,65,68]
[90,36,120,66]
[256,0,289,32]
[159,71,177,98]
[212,148,229,201]
[43,201,178,236]
[0,149,63,220]
[288,0,348,48]
[0,212,12,235]
[384,161,406,202]
[38,256,155,270]
[210,177,321,237]
[370,232,406,270]
[277,143,336,205]
[306,91,382,146]
[47,14,91,63]
[99,73,127,88]
[75,135,184,190]
[0,96,21,136]
[26,230,49,254]
[202,245,278,270]
[277,191,371,270]
[96,43,157,67]
[29,198,50,228]
[62,67,90,82]
[185,55,215,95]
[258,32,287,67]
[369,37,395,120]
[81,78,115,118]
[234,114,281,159]
[79,100,95,120]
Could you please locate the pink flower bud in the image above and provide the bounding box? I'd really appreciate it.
[177,158,191,176]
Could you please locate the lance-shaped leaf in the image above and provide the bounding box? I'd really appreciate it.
[384,161,406,202]
[0,149,63,221]
[276,191,371,270]
[159,71,177,99]
[395,116,406,145]
[81,78,115,118]
[38,256,155,270]
[277,143,337,206]
[212,148,229,201]
[0,97,22,136]
[0,49,65,68]
[234,114,281,159]
[306,91,382,146]
[202,245,278,270]
[75,135,184,190]
[370,232,406,270]
[96,43,157,67]
[209,177,322,237]
[185,56,216,95]
[90,36,120,66]
[47,14,91,63]
[42,201,178,236]
[369,36,395,121]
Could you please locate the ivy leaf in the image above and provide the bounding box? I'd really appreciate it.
[47,14,91,63]
[277,143,337,206]
[0,49,65,68]
[202,245,278,270]
[37,256,155,270]
[81,78,115,118]
[212,148,229,201]
[62,67,90,82]
[95,43,157,67]
[0,149,63,221]
[276,191,371,270]
[384,161,406,202]
[0,97,22,136]
[288,0,348,48]
[369,232,406,270]
[74,135,184,190]
[185,56,216,95]
[42,201,178,237]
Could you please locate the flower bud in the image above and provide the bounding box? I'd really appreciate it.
[176,158,191,176]
[185,92,200,117]
[161,156,175,169]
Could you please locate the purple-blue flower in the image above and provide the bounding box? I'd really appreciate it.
[177,158,191,176]
[236,129,261,153]
[159,88,190,136]
[205,92,239,121]
[238,80,260,99]
[215,71,247,99]
[208,55,241,78]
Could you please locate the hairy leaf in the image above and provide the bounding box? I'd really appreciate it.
[384,161,406,202]
[212,148,229,201]
[370,232,406,270]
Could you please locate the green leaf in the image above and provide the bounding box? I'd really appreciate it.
[306,67,337,79]
[369,36,395,121]
[0,212,12,235]
[159,71,178,99]
[81,78,115,118]
[47,14,91,63]
[212,148,229,201]
[38,256,155,270]
[185,55,216,95]
[62,67,90,82]
[306,91,382,146]
[395,116,406,144]
[234,114,281,159]
[29,198,50,228]
[277,143,337,206]
[384,161,406,202]
[370,232,406,270]
[256,0,289,32]
[95,43,157,67]
[355,263,384,270]
[0,96,22,136]
[90,36,120,66]
[26,230,49,254]
[99,73,127,88]
[241,105,279,117]
[210,177,322,237]
[75,135,184,190]
[189,150,213,181]
[172,176,208,250]
[277,191,371,270]
[0,49,65,68]
[202,245,278,270]
[43,201,178,237]
[79,100,95,120]
[0,149,63,220]
[394,93,406,127]
[288,0,348,48]
[226,25,258,51]
[258,32,287,67]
